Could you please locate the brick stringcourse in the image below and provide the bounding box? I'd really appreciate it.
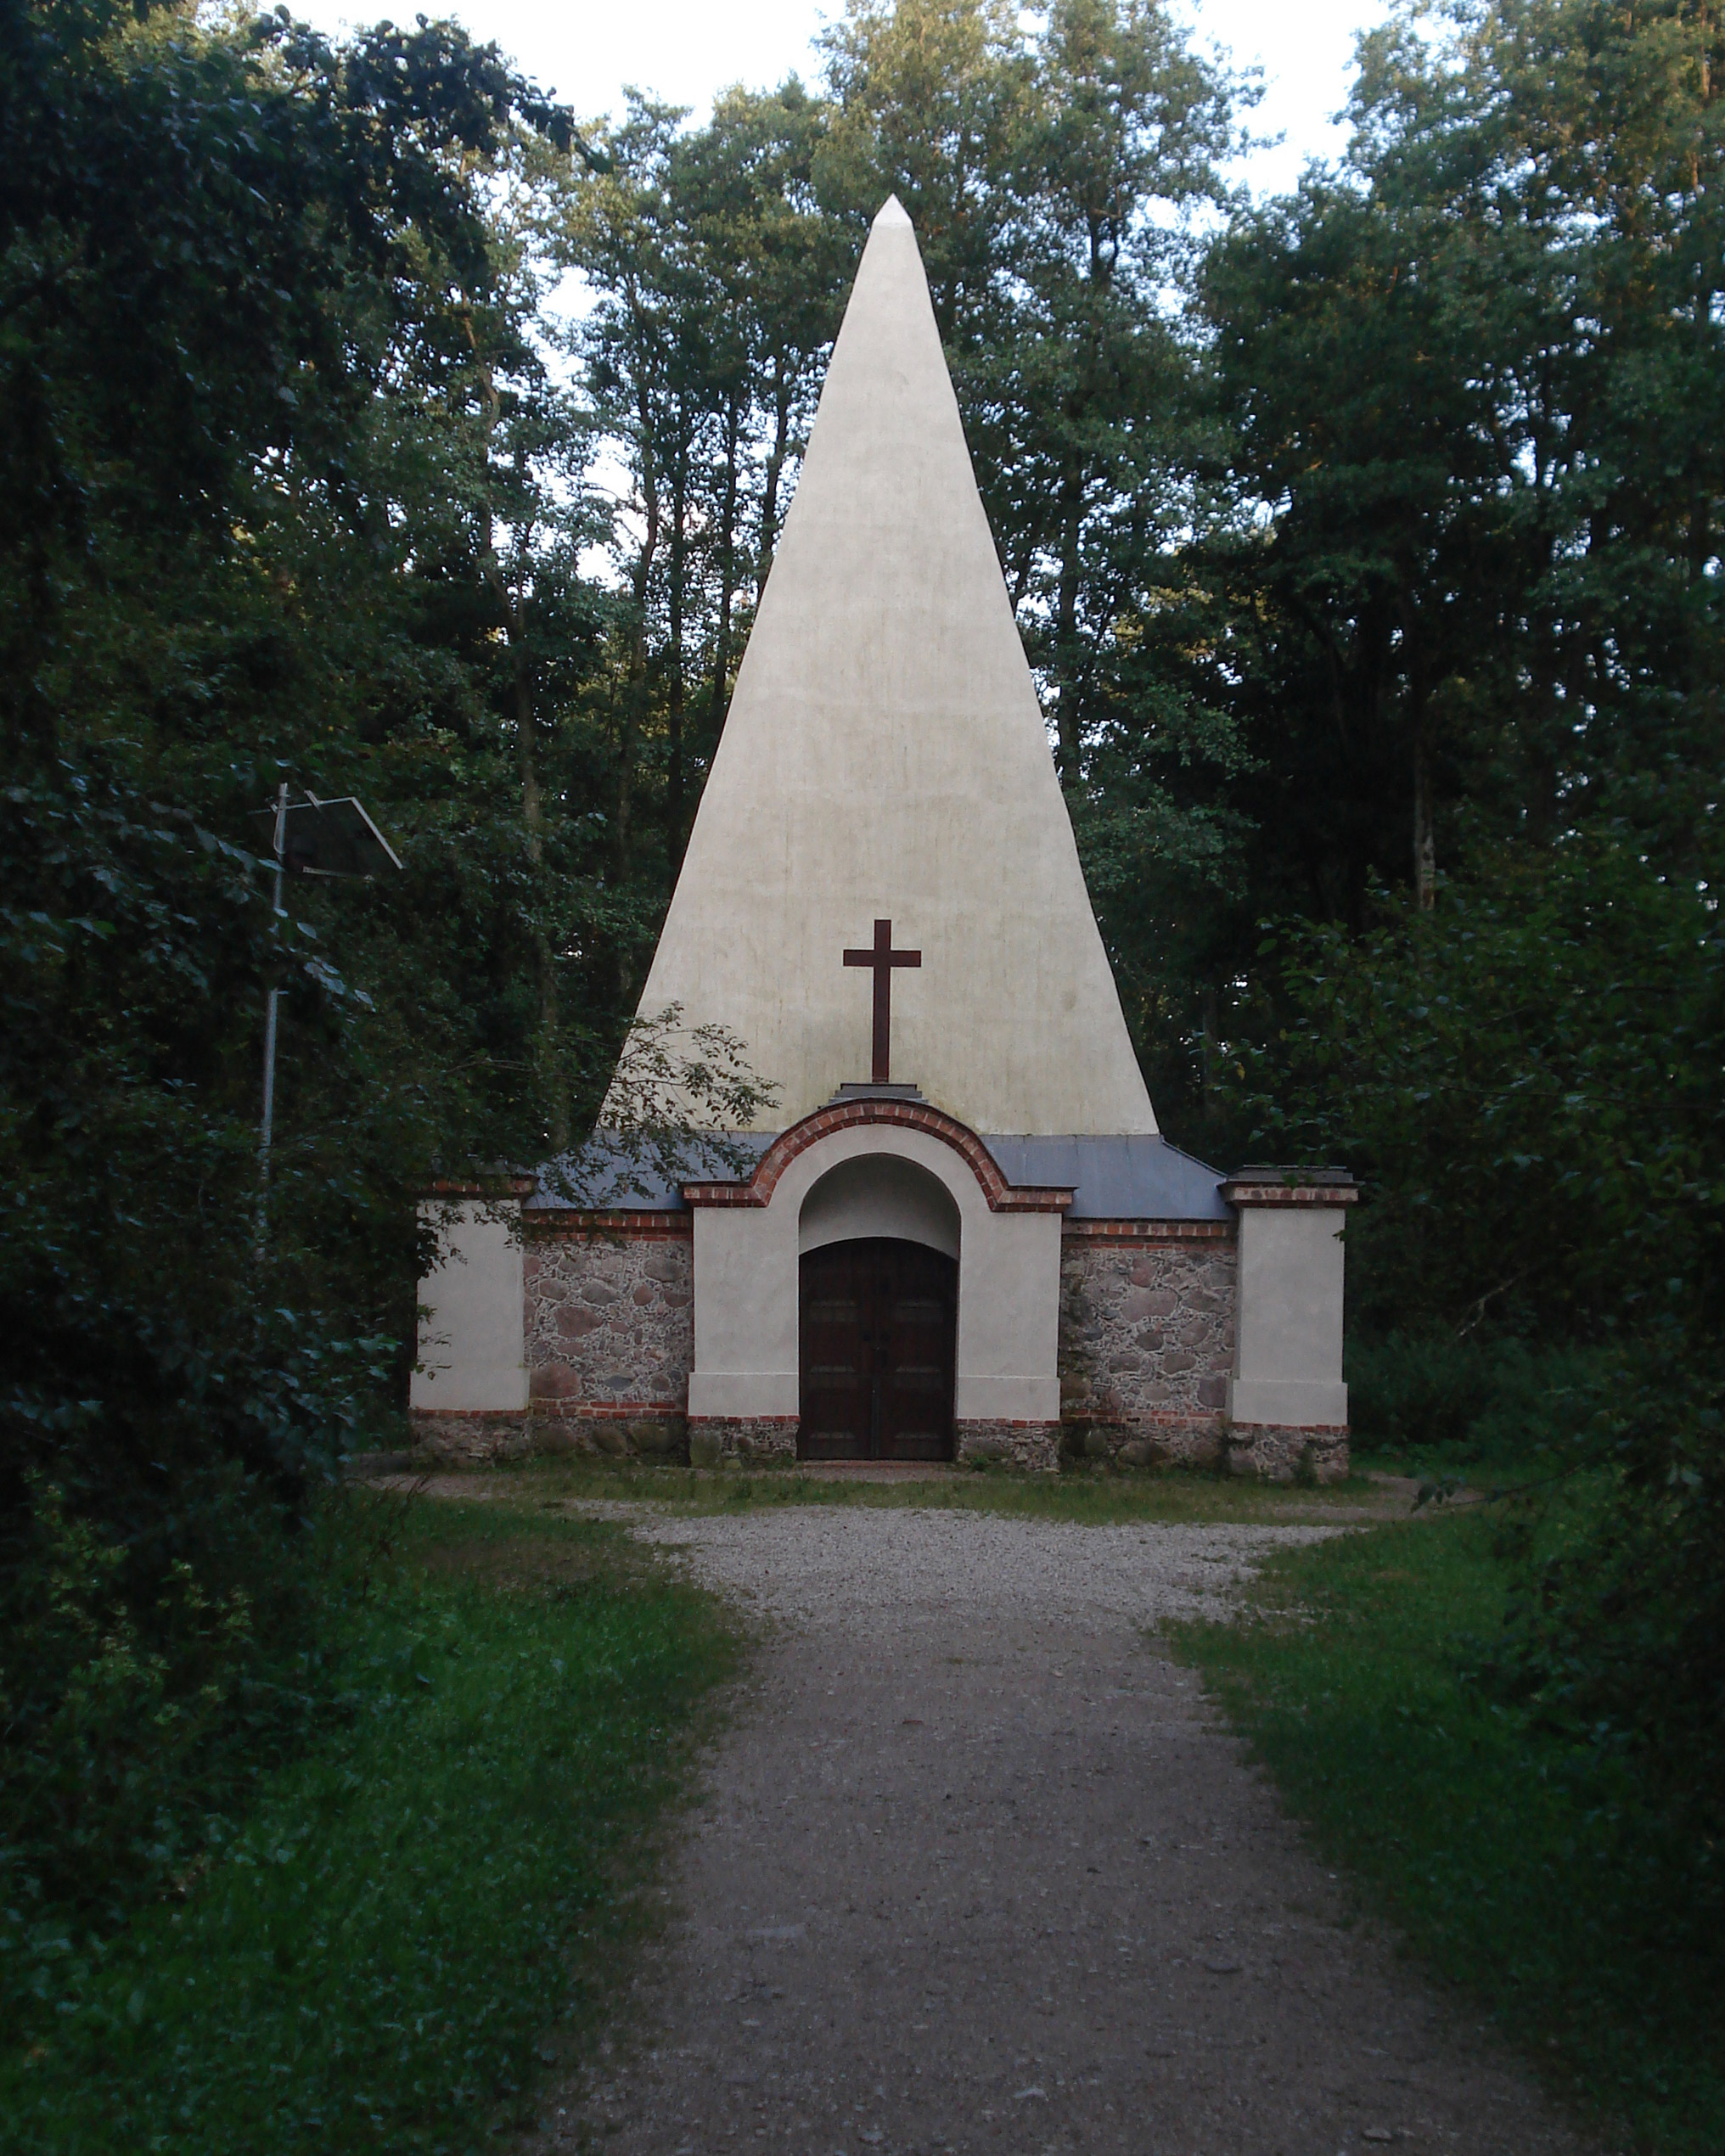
[532,1400,684,1419]
[683,1098,1075,1214]
[1219,1180,1360,1208]
[1062,1219,1235,1244]
[424,1176,537,1199]
[524,1210,692,1239]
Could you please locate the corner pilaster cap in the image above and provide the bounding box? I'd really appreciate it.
[422,1173,536,1200]
[1220,1165,1359,1207]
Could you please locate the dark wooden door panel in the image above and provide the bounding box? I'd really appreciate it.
[798,1237,955,1462]
[798,1249,869,1457]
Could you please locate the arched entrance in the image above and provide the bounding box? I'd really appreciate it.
[798,1237,957,1461]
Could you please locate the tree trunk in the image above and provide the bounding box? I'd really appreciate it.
[667,424,688,851]
[707,390,742,755]
[758,356,793,596]
[1054,465,1085,780]
[1413,727,1436,912]
[465,315,567,1148]
[512,634,568,1153]
[1396,594,1436,911]
[617,359,662,901]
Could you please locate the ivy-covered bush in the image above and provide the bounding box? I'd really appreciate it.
[1235,839,1725,1865]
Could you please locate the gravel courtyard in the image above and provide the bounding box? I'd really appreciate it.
[528,1502,1596,2156]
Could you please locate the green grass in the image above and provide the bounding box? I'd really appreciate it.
[465,1452,1389,1524]
[1169,1503,1725,2155]
[1,1497,739,2155]
[1351,1438,1559,1489]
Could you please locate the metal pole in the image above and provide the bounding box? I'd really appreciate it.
[257,783,288,1253]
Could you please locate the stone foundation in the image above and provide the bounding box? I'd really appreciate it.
[1059,1232,1235,1467]
[524,1227,692,1414]
[688,1416,800,1467]
[409,1406,691,1464]
[954,1419,1061,1474]
[1070,1417,1226,1470]
[534,1410,688,1462]
[410,1410,532,1464]
[1224,1423,1349,1484]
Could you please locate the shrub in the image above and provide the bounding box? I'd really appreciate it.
[1347,1333,1612,1470]
[1489,1346,1725,1872]
[0,1475,334,2018]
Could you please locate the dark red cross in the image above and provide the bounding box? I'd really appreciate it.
[843,918,921,1083]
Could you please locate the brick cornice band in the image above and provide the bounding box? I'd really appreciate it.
[424,1176,537,1199]
[1062,1219,1234,1243]
[1220,1180,1359,1208]
[523,1210,693,1238]
[683,1098,1076,1214]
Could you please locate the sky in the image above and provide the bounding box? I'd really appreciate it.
[289,1,1393,200]
[282,0,1394,548]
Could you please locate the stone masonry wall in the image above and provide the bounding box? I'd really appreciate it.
[1226,1422,1349,1485]
[1059,1232,1235,1467]
[954,1420,1061,1474]
[688,1417,800,1465]
[524,1225,693,1421]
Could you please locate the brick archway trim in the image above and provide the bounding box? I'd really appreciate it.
[682,1098,1074,1215]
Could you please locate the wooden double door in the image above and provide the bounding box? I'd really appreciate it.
[799,1237,957,1462]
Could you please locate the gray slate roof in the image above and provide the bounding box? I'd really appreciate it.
[981,1134,1229,1221]
[531,1130,1227,1222]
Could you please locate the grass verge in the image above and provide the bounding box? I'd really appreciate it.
[1,1495,739,2155]
[457,1454,1389,1525]
[1167,1503,1725,2155]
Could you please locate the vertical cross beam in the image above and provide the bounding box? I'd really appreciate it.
[844,918,922,1083]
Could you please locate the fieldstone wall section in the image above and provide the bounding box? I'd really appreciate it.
[1059,1232,1235,1466]
[409,1407,689,1464]
[524,1227,694,1414]
[691,1417,800,1466]
[954,1419,1061,1474]
[411,1410,533,1465]
[1226,1423,1349,1485]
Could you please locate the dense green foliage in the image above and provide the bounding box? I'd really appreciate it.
[3,0,610,1977]
[1172,1511,1725,2154]
[1195,0,1725,1879]
[2,1500,736,2153]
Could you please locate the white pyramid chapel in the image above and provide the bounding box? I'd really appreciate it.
[412,200,1357,1482]
[630,195,1153,1137]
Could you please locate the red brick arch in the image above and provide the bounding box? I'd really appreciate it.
[681,1098,1072,1215]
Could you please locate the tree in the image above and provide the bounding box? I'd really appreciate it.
[0,0,637,1957]
[552,81,850,895]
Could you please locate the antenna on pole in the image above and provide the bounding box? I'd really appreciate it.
[256,783,288,1255]
[254,786,402,1258]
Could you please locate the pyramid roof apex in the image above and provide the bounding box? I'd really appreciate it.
[618,190,1155,1137]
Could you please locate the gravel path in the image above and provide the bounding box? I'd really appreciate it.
[528,1505,1597,2156]
[624,1509,1342,1631]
